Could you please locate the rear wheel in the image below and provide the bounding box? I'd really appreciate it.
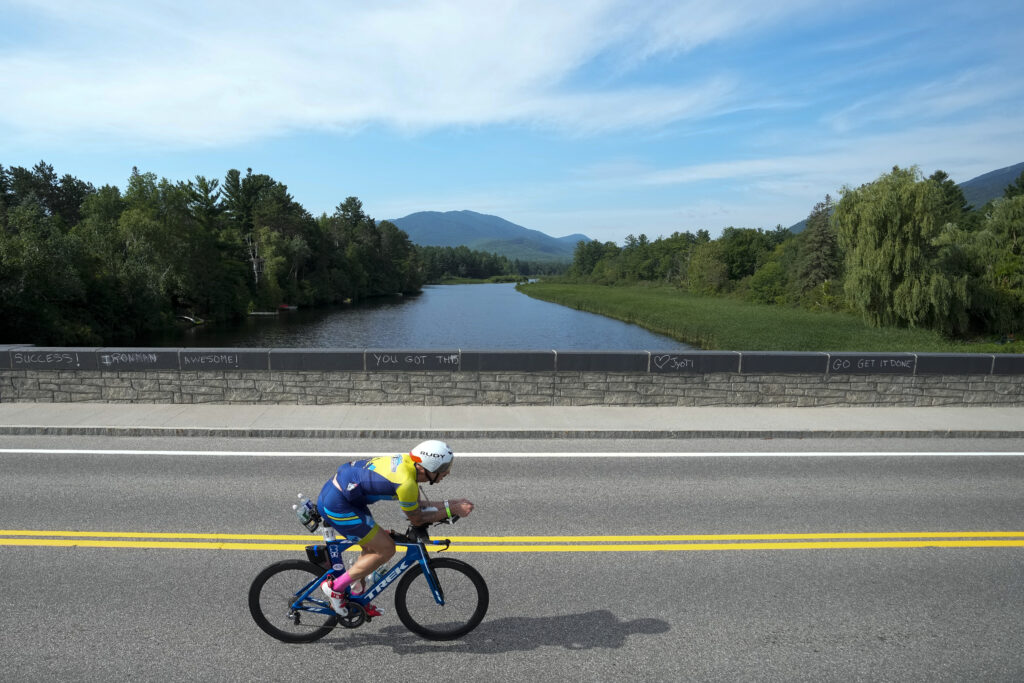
[394,557,488,640]
[248,560,337,643]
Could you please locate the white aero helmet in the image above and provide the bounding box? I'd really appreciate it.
[410,440,454,474]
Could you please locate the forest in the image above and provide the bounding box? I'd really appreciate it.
[0,163,543,344]
[4,162,1021,346]
[566,166,1024,340]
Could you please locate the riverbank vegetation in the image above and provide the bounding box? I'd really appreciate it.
[517,283,1018,352]
[0,162,552,344]
[437,275,529,285]
[418,245,563,283]
[524,165,1024,352]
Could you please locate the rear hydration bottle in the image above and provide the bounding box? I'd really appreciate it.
[293,493,319,532]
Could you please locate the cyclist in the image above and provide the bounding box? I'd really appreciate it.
[317,439,474,616]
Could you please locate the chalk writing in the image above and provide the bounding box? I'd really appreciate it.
[830,356,915,372]
[12,352,80,367]
[183,354,239,367]
[100,352,159,367]
[370,352,460,368]
[653,355,695,370]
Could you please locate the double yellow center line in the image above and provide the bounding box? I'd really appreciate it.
[2,530,1024,552]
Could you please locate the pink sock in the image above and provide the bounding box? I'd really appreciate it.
[330,572,352,592]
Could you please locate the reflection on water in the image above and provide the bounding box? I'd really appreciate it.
[155,283,692,350]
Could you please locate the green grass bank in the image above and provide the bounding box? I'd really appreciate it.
[516,282,1023,353]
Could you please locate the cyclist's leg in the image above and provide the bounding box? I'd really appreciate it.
[344,526,395,617]
[315,503,374,612]
[316,499,395,589]
[325,523,396,590]
[346,525,397,584]
[316,484,372,586]
[318,522,395,614]
[316,480,395,615]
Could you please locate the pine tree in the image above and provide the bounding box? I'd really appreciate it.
[929,169,973,219]
[793,195,840,298]
[1004,170,1024,199]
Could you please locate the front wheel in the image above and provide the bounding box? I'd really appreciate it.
[394,557,489,640]
[248,559,338,643]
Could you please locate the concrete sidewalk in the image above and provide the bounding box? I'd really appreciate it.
[0,403,1023,438]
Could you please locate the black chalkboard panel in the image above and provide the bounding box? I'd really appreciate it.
[915,353,994,375]
[556,351,648,372]
[740,352,828,374]
[827,353,916,374]
[650,352,740,373]
[365,350,461,371]
[269,350,365,372]
[10,347,99,370]
[461,351,555,372]
[992,354,1024,375]
[97,348,180,371]
[0,345,21,370]
[180,349,270,371]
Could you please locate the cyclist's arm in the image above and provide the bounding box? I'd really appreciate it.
[406,498,474,525]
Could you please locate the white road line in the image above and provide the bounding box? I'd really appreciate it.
[1,449,1024,457]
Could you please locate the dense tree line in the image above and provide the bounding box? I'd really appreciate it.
[567,165,1024,339]
[0,162,535,344]
[418,245,566,281]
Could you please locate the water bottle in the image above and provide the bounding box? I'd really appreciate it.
[367,562,389,588]
[300,493,319,531]
[293,493,319,532]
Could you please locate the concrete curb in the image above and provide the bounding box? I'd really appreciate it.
[3,426,1024,439]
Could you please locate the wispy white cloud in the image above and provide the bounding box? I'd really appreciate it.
[0,0,812,147]
[610,0,822,63]
[442,115,1024,239]
[827,68,1024,134]
[602,115,1024,192]
[3,1,1020,245]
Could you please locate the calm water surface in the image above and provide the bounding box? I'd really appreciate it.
[161,283,692,350]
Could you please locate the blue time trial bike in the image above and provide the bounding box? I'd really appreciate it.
[248,517,488,642]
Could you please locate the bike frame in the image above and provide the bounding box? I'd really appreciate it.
[293,536,446,617]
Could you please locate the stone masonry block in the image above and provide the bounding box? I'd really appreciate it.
[138,391,177,402]
[180,384,224,395]
[101,387,137,400]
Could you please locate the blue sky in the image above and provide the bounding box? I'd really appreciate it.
[2,0,1022,243]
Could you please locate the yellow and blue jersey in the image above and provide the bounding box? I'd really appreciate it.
[331,454,419,513]
[316,453,421,542]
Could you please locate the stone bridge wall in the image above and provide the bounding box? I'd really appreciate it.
[1,346,1021,406]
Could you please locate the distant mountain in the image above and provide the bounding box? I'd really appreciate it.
[788,161,1024,233]
[390,210,590,262]
[958,161,1024,209]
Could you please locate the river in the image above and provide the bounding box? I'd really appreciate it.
[156,283,692,350]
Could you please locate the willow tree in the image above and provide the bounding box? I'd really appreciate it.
[833,166,970,334]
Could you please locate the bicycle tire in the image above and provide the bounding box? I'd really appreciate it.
[248,559,338,643]
[394,557,488,640]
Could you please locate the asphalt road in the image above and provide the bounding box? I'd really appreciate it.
[2,436,1023,682]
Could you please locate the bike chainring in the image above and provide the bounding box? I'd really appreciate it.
[336,601,367,629]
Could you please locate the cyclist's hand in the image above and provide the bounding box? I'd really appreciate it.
[449,499,474,517]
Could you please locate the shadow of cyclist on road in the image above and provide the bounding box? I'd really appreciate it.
[326,609,669,654]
